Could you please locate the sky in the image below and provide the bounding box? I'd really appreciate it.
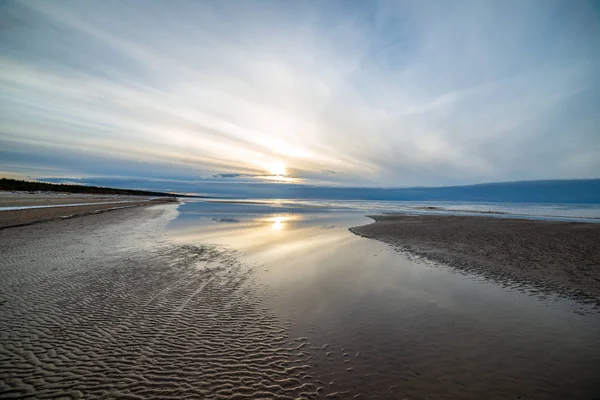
[1,0,599,190]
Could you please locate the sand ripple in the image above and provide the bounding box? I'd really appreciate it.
[0,206,321,399]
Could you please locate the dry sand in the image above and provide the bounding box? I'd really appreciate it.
[0,192,156,207]
[351,214,600,306]
[0,192,176,229]
[0,205,326,399]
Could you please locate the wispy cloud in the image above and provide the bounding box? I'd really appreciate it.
[1,0,598,186]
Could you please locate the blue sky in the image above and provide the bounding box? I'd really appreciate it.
[1,0,599,188]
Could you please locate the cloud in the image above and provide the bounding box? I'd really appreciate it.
[212,173,288,180]
[0,0,598,187]
[213,173,255,179]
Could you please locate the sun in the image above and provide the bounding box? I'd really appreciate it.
[266,162,286,176]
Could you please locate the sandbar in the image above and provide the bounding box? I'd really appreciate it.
[351,214,600,305]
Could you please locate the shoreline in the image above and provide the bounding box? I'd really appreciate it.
[0,193,177,229]
[350,214,600,307]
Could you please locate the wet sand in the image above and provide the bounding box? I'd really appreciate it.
[0,192,175,229]
[0,205,324,399]
[351,214,600,305]
[167,203,600,400]
[2,203,599,399]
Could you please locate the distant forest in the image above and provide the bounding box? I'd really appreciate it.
[0,178,176,197]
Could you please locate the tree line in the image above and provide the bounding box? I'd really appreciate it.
[0,178,176,197]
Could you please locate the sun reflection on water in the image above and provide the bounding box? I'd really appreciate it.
[268,215,293,231]
[169,210,354,256]
[271,216,285,230]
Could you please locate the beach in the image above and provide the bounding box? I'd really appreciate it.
[0,204,324,399]
[1,200,599,399]
[3,0,599,397]
[350,214,600,306]
[0,192,175,229]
